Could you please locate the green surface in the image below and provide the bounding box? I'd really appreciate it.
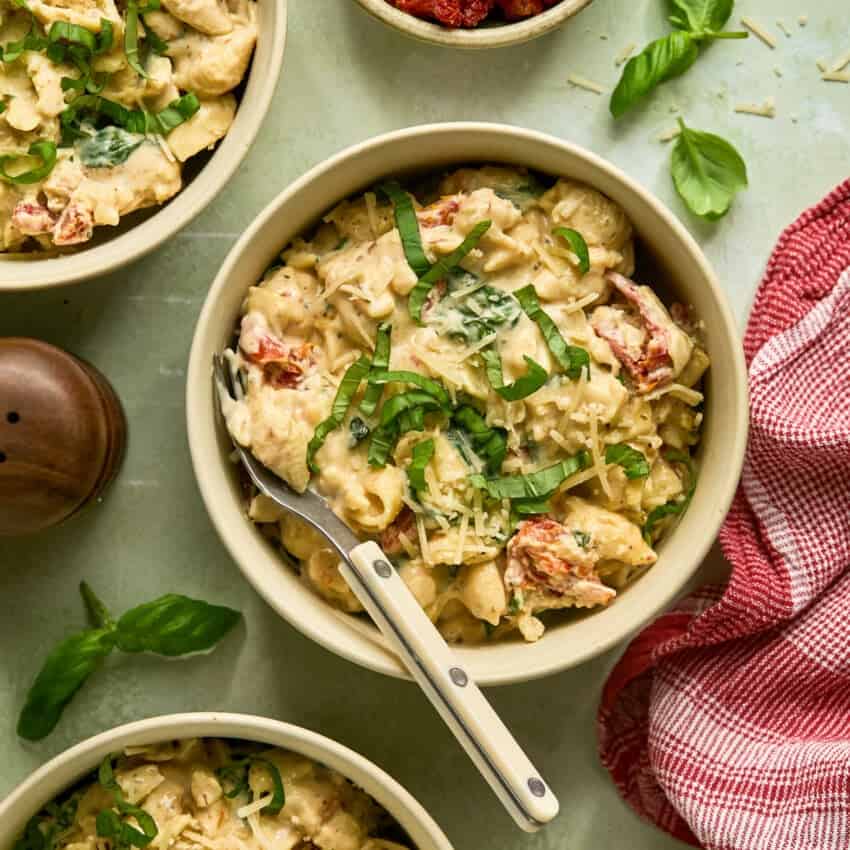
[1,0,848,847]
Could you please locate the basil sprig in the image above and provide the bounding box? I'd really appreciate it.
[643,449,697,542]
[379,181,430,277]
[0,140,57,184]
[408,221,491,323]
[481,349,548,401]
[359,322,391,417]
[407,438,435,493]
[307,355,370,473]
[216,757,285,815]
[610,1,747,117]
[671,117,748,219]
[552,227,590,275]
[470,451,589,501]
[17,582,240,740]
[605,443,650,479]
[514,285,590,380]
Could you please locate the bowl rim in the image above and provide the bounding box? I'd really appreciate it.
[351,0,593,48]
[187,121,749,686]
[0,712,454,850]
[0,0,287,293]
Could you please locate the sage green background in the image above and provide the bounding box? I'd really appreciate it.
[1,1,848,847]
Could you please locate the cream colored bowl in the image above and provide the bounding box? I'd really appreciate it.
[0,1,287,293]
[352,0,593,48]
[187,122,749,686]
[0,713,453,850]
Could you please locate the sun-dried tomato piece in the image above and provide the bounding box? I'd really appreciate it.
[392,0,495,28]
[381,507,417,556]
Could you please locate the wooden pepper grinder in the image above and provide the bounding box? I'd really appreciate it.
[0,338,127,536]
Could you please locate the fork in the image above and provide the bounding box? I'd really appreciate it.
[213,354,559,832]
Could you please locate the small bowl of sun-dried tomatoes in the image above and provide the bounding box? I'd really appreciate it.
[353,0,594,48]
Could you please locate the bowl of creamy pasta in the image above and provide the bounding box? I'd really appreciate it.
[0,0,286,291]
[0,713,454,850]
[187,123,748,685]
[352,0,593,48]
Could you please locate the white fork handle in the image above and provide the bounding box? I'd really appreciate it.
[340,540,559,833]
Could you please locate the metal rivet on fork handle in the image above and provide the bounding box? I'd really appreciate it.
[528,778,546,797]
[449,667,468,687]
[373,559,392,578]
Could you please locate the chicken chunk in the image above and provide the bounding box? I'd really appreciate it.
[166,94,236,161]
[28,0,121,33]
[161,0,233,35]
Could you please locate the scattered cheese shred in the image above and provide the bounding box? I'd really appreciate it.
[364,191,380,240]
[646,383,705,406]
[416,514,432,564]
[237,794,273,819]
[456,332,498,362]
[798,15,808,26]
[829,50,850,73]
[615,43,636,66]
[473,490,485,537]
[398,531,417,558]
[588,410,612,500]
[567,74,607,95]
[734,97,776,118]
[455,512,469,565]
[773,66,783,78]
[817,59,829,72]
[741,17,777,48]
[822,71,850,83]
[564,291,602,313]
[776,19,791,37]
[658,125,682,142]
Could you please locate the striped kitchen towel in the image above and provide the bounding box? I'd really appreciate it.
[597,179,850,850]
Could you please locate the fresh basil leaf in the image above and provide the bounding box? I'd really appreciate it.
[407,438,435,493]
[123,0,160,78]
[451,406,506,474]
[78,126,143,168]
[17,628,116,740]
[481,349,548,401]
[0,101,5,114]
[367,421,399,468]
[671,117,748,220]
[430,276,521,344]
[0,141,57,185]
[12,817,47,850]
[150,92,199,134]
[215,758,285,815]
[493,173,550,210]
[605,443,651,479]
[48,20,96,54]
[552,227,590,275]
[610,31,699,118]
[349,416,370,446]
[370,370,450,407]
[98,753,120,790]
[250,758,285,815]
[408,220,491,323]
[398,405,424,433]
[470,451,590,501]
[96,804,157,848]
[115,595,240,656]
[80,580,115,629]
[95,18,113,53]
[378,390,442,427]
[668,0,733,33]
[142,19,167,55]
[508,591,523,615]
[514,285,590,380]
[359,322,391,417]
[511,496,551,515]
[573,529,591,549]
[379,181,430,278]
[307,355,371,473]
[59,95,141,144]
[2,16,47,64]
[643,449,697,542]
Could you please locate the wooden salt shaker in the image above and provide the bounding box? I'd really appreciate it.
[0,338,126,536]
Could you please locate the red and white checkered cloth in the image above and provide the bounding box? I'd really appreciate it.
[597,180,850,850]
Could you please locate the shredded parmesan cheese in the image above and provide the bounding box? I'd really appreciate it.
[741,17,777,48]
[734,97,776,118]
[398,531,417,558]
[829,50,850,73]
[588,410,612,500]
[615,43,636,66]
[455,512,469,564]
[564,291,602,313]
[456,332,498,362]
[773,66,783,78]
[822,71,850,83]
[817,58,829,72]
[364,191,380,239]
[416,514,432,564]
[567,74,607,95]
[658,125,681,142]
[646,383,705,406]
[776,19,791,37]
[473,490,485,537]
[237,794,273,819]
[798,15,808,26]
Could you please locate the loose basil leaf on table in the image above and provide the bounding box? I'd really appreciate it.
[408,220,491,323]
[552,227,590,275]
[605,443,651,479]
[481,349,548,401]
[408,438,435,493]
[115,594,243,655]
[514,285,590,380]
[671,117,748,219]
[668,0,733,32]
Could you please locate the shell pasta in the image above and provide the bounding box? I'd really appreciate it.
[223,166,709,644]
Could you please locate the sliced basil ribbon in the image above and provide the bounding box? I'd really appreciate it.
[0,141,57,184]
[367,422,399,468]
[306,356,370,473]
[470,451,590,501]
[151,92,199,134]
[552,227,590,275]
[481,349,547,401]
[379,390,443,427]
[511,496,551,516]
[642,449,697,542]
[407,438,435,493]
[124,0,161,78]
[359,322,391,417]
[514,285,590,380]
[408,220,491,323]
[369,370,450,407]
[605,443,650,479]
[379,181,430,277]
[451,405,506,474]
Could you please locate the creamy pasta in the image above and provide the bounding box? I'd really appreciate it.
[223,166,709,644]
[0,0,256,251]
[12,738,411,850]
